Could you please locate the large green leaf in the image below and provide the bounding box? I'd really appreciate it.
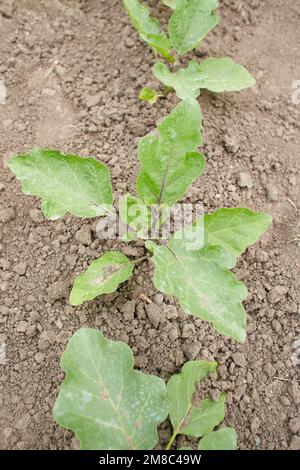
[167,361,225,440]
[124,0,174,61]
[153,58,255,100]
[199,427,237,450]
[70,252,134,306]
[136,99,205,207]
[169,0,220,55]
[146,208,272,341]
[8,149,113,220]
[53,328,168,450]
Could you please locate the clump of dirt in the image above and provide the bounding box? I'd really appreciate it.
[0,0,299,450]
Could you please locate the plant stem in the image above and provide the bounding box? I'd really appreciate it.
[133,256,148,265]
[165,431,177,450]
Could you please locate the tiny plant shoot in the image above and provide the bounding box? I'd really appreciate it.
[53,328,237,450]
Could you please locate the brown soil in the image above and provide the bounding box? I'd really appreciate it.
[0,0,299,451]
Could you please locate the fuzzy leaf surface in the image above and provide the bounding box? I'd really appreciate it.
[124,0,173,61]
[53,328,168,450]
[8,149,113,220]
[70,252,134,306]
[146,208,272,341]
[136,99,204,206]
[169,0,220,55]
[199,427,237,450]
[153,58,255,100]
[167,361,225,438]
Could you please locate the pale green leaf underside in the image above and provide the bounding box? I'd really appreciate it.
[167,361,218,435]
[136,99,204,206]
[169,0,220,55]
[139,87,159,104]
[69,252,134,306]
[153,58,256,100]
[53,328,168,450]
[124,0,173,61]
[199,427,237,450]
[8,149,113,220]
[146,208,272,341]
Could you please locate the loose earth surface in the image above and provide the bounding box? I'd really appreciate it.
[0,0,299,450]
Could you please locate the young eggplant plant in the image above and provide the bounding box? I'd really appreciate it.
[124,0,255,103]
[8,99,271,342]
[53,328,237,450]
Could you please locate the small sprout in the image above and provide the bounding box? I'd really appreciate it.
[53,328,168,450]
[139,87,160,104]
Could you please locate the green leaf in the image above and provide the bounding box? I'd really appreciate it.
[69,252,134,306]
[139,87,160,104]
[169,0,220,55]
[124,0,174,61]
[203,208,272,259]
[199,427,237,450]
[136,99,205,206]
[8,149,113,220]
[53,328,168,450]
[153,58,255,100]
[163,0,177,8]
[146,208,272,341]
[119,194,151,241]
[167,361,225,439]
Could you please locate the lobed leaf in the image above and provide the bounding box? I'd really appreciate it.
[169,0,220,55]
[8,149,113,220]
[198,427,237,450]
[53,328,168,450]
[124,0,174,61]
[69,252,134,306]
[146,208,272,341]
[153,58,255,100]
[139,87,160,104]
[136,98,205,207]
